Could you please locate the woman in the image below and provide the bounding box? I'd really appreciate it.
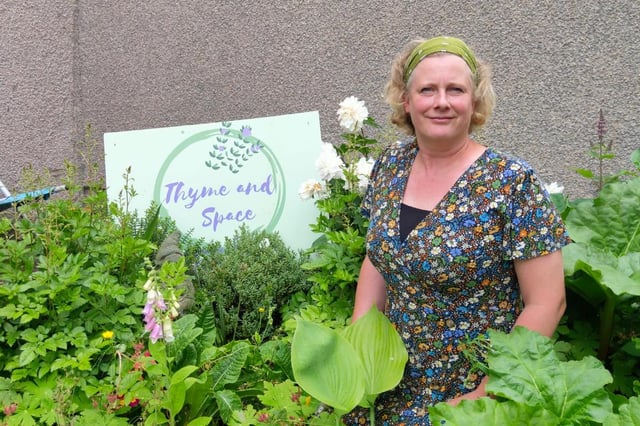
[349,36,569,425]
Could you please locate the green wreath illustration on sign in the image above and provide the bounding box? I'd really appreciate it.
[153,121,286,235]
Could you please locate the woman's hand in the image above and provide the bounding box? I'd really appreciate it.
[447,387,486,406]
[446,377,488,406]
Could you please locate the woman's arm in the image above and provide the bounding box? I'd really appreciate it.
[512,249,566,337]
[352,255,387,322]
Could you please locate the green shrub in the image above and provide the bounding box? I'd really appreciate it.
[193,226,310,343]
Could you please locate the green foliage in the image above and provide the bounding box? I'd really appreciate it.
[193,225,310,343]
[291,306,408,422]
[431,327,615,425]
[229,380,339,426]
[604,396,640,425]
[0,170,174,424]
[575,110,639,192]
[550,150,640,402]
[297,112,383,328]
[562,175,640,364]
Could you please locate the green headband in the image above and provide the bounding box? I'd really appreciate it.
[403,36,478,83]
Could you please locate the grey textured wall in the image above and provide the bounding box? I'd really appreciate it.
[1,1,639,199]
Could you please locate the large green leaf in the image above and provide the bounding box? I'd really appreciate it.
[603,396,640,426]
[563,244,640,297]
[430,397,561,425]
[342,305,408,406]
[210,341,250,391]
[486,327,613,423]
[433,328,615,425]
[565,177,640,255]
[215,389,242,425]
[291,319,365,414]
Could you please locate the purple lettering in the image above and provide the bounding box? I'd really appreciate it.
[201,206,255,232]
[164,181,230,208]
[236,174,274,196]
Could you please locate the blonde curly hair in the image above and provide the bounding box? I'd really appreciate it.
[384,39,495,136]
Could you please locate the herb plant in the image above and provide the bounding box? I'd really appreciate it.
[193,225,310,344]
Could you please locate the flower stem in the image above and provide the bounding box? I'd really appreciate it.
[597,292,616,360]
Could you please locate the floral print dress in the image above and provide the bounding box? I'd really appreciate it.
[346,140,569,425]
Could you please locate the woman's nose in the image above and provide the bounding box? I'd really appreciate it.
[434,90,450,108]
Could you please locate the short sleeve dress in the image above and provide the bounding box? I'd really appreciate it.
[346,140,570,425]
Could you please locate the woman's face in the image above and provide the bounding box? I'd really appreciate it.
[403,54,475,144]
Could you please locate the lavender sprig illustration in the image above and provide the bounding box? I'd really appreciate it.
[205,123,263,174]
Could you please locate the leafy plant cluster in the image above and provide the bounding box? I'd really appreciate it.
[190,225,311,344]
[295,116,384,330]
[0,176,164,424]
[431,327,640,425]
[0,169,313,425]
[552,149,640,402]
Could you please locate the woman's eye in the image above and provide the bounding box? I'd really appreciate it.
[449,87,464,93]
[420,87,434,94]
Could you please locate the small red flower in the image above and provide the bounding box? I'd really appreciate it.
[257,412,269,422]
[3,403,17,416]
[129,398,140,408]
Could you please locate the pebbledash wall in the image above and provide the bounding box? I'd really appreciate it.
[1,1,639,199]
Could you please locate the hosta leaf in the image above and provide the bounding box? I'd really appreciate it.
[292,319,365,414]
[342,305,408,405]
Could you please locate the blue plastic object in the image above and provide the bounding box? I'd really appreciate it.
[0,185,67,212]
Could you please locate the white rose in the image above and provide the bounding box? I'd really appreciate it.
[298,179,329,200]
[544,182,564,194]
[354,156,375,193]
[315,142,345,181]
[337,96,368,132]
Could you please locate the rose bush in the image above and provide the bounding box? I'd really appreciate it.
[290,97,383,328]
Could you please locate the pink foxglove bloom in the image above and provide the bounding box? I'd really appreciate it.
[143,288,169,342]
[315,143,345,181]
[337,96,368,132]
[149,321,163,343]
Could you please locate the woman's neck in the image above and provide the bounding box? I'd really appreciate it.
[415,136,481,170]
